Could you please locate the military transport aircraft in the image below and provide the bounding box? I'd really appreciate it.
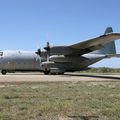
[0,27,120,75]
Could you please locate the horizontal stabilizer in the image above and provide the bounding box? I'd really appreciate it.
[106,54,120,58]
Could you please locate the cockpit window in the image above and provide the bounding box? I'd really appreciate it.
[0,52,3,56]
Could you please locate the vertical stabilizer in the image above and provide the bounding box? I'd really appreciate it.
[93,27,116,54]
[104,27,113,34]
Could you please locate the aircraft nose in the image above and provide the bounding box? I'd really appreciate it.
[0,57,3,59]
[0,57,4,63]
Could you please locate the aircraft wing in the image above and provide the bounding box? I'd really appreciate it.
[67,33,120,55]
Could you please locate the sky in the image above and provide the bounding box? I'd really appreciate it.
[0,0,120,68]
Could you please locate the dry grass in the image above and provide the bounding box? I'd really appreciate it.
[0,81,120,120]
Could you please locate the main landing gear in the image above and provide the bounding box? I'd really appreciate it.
[44,71,50,75]
[43,71,64,75]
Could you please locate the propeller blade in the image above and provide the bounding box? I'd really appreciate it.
[44,42,50,51]
[36,48,41,56]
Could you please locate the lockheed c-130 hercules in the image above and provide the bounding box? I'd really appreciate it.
[0,27,120,75]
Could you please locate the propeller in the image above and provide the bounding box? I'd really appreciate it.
[36,48,41,56]
[44,42,51,62]
[44,42,50,51]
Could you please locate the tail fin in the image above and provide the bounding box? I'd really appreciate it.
[104,27,113,34]
[93,27,116,54]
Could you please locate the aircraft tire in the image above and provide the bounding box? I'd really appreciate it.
[44,71,50,75]
[50,73,56,75]
[50,72,64,75]
[1,70,7,75]
[59,72,64,75]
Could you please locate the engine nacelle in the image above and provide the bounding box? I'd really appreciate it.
[49,55,70,62]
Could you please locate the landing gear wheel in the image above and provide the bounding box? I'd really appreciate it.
[50,73,56,75]
[58,72,64,75]
[44,71,50,75]
[1,70,7,75]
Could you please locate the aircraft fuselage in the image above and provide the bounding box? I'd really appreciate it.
[0,50,41,74]
[0,50,106,75]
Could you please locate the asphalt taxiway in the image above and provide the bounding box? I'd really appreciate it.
[0,72,119,83]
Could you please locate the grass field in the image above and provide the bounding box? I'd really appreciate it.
[0,81,120,120]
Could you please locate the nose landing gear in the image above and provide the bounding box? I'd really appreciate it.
[1,70,7,75]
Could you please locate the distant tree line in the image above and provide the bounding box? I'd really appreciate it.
[80,67,120,73]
